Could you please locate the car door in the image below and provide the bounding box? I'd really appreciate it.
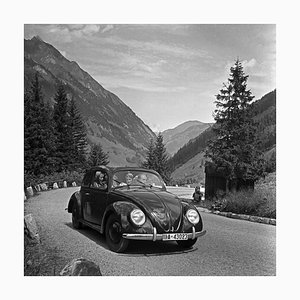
[85,169,108,225]
[80,171,93,222]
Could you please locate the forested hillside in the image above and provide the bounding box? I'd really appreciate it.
[24,36,156,166]
[169,90,276,182]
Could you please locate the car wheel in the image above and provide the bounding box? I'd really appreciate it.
[105,214,129,253]
[72,203,82,229]
[176,238,197,248]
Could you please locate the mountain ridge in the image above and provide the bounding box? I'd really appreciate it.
[24,36,156,166]
[161,120,213,156]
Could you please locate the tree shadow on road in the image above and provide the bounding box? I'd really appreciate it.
[65,222,198,256]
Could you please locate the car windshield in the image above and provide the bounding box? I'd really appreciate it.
[112,170,166,190]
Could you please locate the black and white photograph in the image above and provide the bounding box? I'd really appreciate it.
[3,0,300,298]
[23,23,276,276]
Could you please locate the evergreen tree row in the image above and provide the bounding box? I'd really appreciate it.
[24,73,109,178]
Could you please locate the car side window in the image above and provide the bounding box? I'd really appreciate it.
[90,171,108,191]
[82,172,92,187]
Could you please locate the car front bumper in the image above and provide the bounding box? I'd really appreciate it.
[122,227,206,241]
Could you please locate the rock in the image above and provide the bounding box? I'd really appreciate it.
[35,185,41,192]
[219,212,229,217]
[269,219,276,225]
[53,182,59,189]
[24,214,40,243]
[239,214,250,221]
[249,216,259,223]
[261,217,270,224]
[27,260,33,266]
[40,183,48,191]
[72,182,77,187]
[60,258,102,276]
[24,193,27,201]
[26,186,34,197]
[63,181,67,188]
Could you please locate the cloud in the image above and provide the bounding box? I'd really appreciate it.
[242,58,257,69]
[59,50,67,57]
[95,35,210,60]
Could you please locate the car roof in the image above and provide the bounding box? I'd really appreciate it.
[88,166,159,175]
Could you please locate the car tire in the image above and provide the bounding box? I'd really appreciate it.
[176,238,197,248]
[105,214,129,253]
[72,203,82,229]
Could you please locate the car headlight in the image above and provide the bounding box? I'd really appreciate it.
[186,209,200,225]
[130,209,146,226]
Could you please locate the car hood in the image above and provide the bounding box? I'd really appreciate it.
[113,188,183,232]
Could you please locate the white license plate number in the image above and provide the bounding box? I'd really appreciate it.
[162,233,188,241]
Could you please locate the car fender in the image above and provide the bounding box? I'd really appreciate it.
[67,191,82,218]
[101,201,153,234]
[181,201,203,232]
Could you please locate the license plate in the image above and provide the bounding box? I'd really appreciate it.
[162,233,188,241]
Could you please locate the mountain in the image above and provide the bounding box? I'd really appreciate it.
[169,90,276,184]
[161,120,212,156]
[24,36,156,166]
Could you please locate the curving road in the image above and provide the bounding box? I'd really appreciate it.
[25,187,276,276]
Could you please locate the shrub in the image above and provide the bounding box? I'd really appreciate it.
[219,187,276,218]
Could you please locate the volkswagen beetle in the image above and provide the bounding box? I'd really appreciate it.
[67,166,206,253]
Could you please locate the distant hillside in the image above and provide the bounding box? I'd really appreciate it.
[171,152,206,185]
[24,36,157,166]
[169,90,276,183]
[162,120,212,156]
[253,90,276,151]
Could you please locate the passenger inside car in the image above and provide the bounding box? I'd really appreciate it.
[92,171,107,190]
[119,172,133,186]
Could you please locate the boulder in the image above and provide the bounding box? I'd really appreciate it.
[60,258,102,276]
[269,219,276,226]
[63,181,67,188]
[249,216,259,223]
[24,214,40,243]
[239,214,250,221]
[53,182,59,189]
[35,185,41,192]
[26,186,34,197]
[40,183,48,191]
[72,182,77,187]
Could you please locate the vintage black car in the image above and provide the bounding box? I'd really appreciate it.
[67,166,206,253]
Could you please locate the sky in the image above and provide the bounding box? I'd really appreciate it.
[24,24,276,132]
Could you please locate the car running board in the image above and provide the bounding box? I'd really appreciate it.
[81,220,102,233]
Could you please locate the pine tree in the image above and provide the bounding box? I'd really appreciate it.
[88,143,109,167]
[142,139,156,169]
[69,97,87,167]
[206,59,265,182]
[53,83,74,171]
[153,133,170,183]
[24,73,56,175]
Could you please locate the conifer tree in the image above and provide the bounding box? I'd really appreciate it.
[142,139,156,169]
[143,134,170,183]
[88,143,109,167]
[53,83,74,171]
[69,97,87,166]
[206,59,265,182]
[24,73,56,175]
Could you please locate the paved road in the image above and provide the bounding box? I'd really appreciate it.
[25,187,276,276]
